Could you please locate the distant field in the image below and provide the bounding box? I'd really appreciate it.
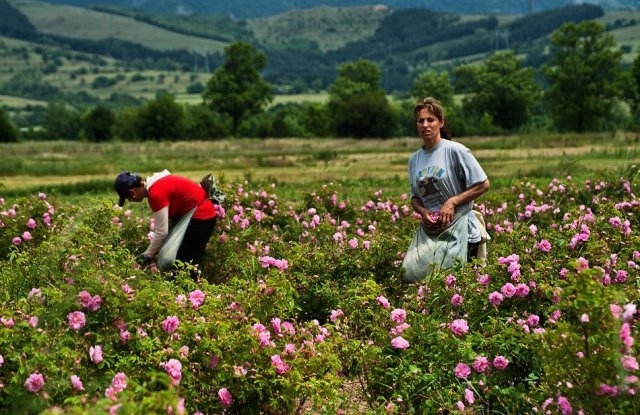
[1,133,639,198]
[0,94,46,107]
[272,93,329,105]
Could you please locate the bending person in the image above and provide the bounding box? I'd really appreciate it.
[402,97,489,282]
[114,170,218,278]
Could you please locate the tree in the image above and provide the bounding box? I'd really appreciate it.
[114,106,141,141]
[454,51,540,131]
[332,92,396,139]
[327,59,396,138]
[203,42,273,137]
[183,104,231,140]
[411,70,455,108]
[82,105,116,142]
[43,102,82,140]
[0,109,18,143]
[136,93,186,141]
[543,20,624,132]
[629,54,640,123]
[304,103,331,138]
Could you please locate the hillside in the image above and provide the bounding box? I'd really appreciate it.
[0,0,638,117]
[247,5,393,53]
[35,0,636,19]
[5,0,227,53]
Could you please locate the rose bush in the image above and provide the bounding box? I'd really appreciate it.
[1,166,640,414]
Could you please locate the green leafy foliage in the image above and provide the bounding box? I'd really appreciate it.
[203,42,273,137]
[2,165,640,413]
[82,105,116,142]
[0,108,18,143]
[455,51,541,131]
[543,20,625,133]
[135,93,186,141]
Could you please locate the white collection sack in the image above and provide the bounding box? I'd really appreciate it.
[402,215,469,283]
[157,207,197,272]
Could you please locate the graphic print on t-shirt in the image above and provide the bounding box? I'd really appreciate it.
[416,165,446,209]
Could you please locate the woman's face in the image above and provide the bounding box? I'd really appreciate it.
[126,185,145,203]
[416,108,444,144]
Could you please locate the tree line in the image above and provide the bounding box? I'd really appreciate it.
[1,20,639,143]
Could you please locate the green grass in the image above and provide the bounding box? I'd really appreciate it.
[2,133,640,202]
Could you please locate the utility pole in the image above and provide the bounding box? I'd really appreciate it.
[192,49,198,72]
[494,29,510,50]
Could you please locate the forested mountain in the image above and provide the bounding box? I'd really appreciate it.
[0,0,637,130]
[1,0,619,93]
[37,0,636,18]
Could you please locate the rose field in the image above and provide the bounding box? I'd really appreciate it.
[2,136,640,414]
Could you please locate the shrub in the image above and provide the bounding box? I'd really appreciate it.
[2,166,640,413]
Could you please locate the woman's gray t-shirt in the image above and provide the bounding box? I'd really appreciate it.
[408,140,487,243]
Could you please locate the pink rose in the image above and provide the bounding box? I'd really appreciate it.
[391,336,410,349]
[90,345,103,364]
[270,354,290,374]
[76,290,102,312]
[488,291,503,306]
[161,316,180,334]
[454,363,471,379]
[329,309,344,323]
[1,316,15,327]
[501,283,516,298]
[70,375,84,391]
[67,311,86,331]
[162,359,182,385]
[537,239,552,252]
[218,387,233,407]
[189,290,206,310]
[376,296,390,309]
[77,291,92,308]
[622,355,639,371]
[450,319,469,337]
[451,294,463,307]
[465,388,475,404]
[390,308,406,324]
[472,356,489,373]
[25,372,45,393]
[514,283,530,297]
[493,355,509,370]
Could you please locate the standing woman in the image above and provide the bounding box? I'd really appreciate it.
[114,169,218,278]
[402,97,490,282]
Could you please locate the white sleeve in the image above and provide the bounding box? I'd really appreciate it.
[144,206,169,257]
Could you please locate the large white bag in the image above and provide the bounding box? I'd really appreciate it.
[157,207,197,272]
[402,215,468,283]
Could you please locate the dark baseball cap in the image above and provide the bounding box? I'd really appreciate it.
[114,171,138,206]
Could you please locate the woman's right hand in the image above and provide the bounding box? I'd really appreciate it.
[422,210,441,229]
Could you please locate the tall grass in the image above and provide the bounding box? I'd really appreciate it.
[2,134,639,200]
